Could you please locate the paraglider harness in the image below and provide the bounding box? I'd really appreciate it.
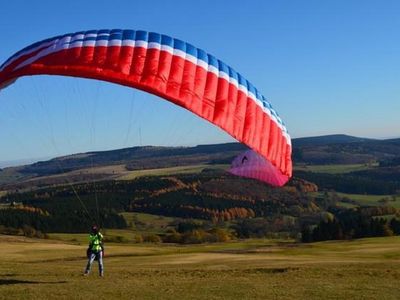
[86,233,104,261]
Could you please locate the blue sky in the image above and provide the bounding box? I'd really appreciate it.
[0,0,399,163]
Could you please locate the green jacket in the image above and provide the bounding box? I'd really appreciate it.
[89,232,103,252]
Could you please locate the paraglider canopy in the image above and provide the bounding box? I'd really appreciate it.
[0,29,292,186]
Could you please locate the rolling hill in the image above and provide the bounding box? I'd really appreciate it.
[292,134,375,146]
[293,135,400,165]
[1,134,399,190]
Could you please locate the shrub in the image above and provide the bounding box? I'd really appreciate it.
[182,230,211,244]
[22,225,36,238]
[208,228,231,242]
[134,234,144,243]
[176,221,204,233]
[162,230,182,243]
[0,225,22,236]
[142,234,162,243]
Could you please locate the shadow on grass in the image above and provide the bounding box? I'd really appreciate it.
[0,279,67,285]
[242,267,300,274]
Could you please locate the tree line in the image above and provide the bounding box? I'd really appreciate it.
[302,208,400,242]
[296,170,400,195]
[0,207,126,233]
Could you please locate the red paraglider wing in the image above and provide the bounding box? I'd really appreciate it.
[229,150,289,186]
[0,29,292,185]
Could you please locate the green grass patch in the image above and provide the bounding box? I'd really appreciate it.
[47,233,88,244]
[313,191,396,207]
[120,212,176,234]
[48,229,139,245]
[372,214,396,220]
[336,192,397,207]
[336,201,358,209]
[121,212,174,225]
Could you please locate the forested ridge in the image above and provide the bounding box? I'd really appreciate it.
[1,135,400,242]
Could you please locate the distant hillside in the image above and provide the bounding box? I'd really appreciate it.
[18,143,247,176]
[18,134,399,176]
[0,143,248,188]
[293,135,400,165]
[1,134,400,189]
[292,134,375,147]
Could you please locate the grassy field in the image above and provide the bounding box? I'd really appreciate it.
[1,235,400,299]
[0,163,230,193]
[335,192,398,207]
[120,212,176,233]
[313,191,399,208]
[337,193,400,208]
[120,212,175,227]
[294,163,377,174]
[117,164,229,180]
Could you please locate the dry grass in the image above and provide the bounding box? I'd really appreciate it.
[1,235,400,299]
[117,164,228,180]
